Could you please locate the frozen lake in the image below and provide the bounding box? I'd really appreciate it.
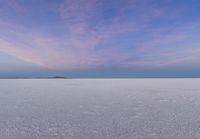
[0,79,200,139]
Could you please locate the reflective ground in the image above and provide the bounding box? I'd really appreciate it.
[0,79,200,139]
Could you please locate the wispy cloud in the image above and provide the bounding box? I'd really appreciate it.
[0,0,200,73]
[59,0,137,49]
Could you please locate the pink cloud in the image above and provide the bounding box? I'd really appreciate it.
[0,22,112,70]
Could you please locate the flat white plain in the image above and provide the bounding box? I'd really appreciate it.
[0,79,200,139]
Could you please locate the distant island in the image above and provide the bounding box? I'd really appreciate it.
[48,76,69,79]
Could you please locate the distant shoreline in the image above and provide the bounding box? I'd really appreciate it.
[0,77,200,79]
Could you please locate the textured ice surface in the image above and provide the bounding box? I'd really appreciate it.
[0,79,200,139]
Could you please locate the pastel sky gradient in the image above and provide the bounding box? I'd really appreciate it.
[0,0,200,77]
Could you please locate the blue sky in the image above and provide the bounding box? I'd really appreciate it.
[0,0,200,77]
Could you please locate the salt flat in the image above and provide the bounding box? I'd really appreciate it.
[0,79,200,139]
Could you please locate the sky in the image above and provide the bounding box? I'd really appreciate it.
[0,0,200,78]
